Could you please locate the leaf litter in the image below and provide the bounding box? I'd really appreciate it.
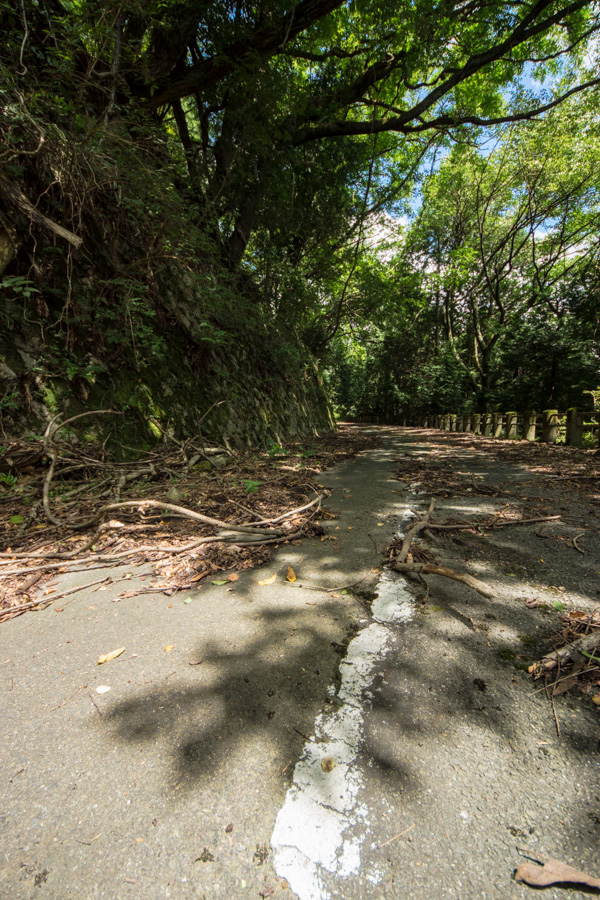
[388,429,600,701]
[0,425,379,621]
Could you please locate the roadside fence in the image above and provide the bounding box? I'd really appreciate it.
[422,409,600,447]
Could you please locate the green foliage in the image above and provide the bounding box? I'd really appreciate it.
[0,390,20,415]
[0,276,39,299]
[2,0,600,436]
[266,441,288,458]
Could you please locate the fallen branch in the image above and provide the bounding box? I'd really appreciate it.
[531,665,600,695]
[251,495,322,526]
[0,576,112,621]
[428,515,561,531]
[392,561,495,598]
[389,498,495,597]
[528,631,600,678]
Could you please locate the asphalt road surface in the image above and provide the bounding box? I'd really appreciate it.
[2,427,598,900]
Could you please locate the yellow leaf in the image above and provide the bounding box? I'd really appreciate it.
[258,574,277,585]
[286,566,296,583]
[377,523,384,527]
[96,647,125,665]
[164,645,175,652]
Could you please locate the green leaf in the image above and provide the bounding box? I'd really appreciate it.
[9,515,24,524]
[211,580,228,585]
[183,596,193,604]
[552,600,565,611]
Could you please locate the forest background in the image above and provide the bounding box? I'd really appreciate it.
[1,0,600,447]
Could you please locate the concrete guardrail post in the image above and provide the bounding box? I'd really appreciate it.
[462,414,471,432]
[492,412,503,438]
[482,413,492,436]
[523,411,536,441]
[565,408,583,447]
[542,409,559,443]
[449,414,457,431]
[505,412,517,440]
[472,414,481,435]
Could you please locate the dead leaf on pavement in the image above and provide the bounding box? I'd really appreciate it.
[96,647,125,665]
[286,566,296,582]
[515,857,600,889]
[552,657,585,696]
[258,574,277,585]
[226,573,239,582]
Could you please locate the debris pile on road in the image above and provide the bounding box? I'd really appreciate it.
[529,609,600,703]
[0,419,379,621]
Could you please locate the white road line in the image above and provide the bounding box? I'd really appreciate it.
[271,511,418,900]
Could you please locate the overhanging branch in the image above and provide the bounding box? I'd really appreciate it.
[291,76,600,144]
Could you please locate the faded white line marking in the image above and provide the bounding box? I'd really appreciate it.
[271,512,418,900]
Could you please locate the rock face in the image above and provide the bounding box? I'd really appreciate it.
[212,356,335,448]
[0,269,335,450]
[0,129,334,450]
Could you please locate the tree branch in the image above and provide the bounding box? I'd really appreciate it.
[0,174,83,248]
[145,0,346,109]
[292,76,600,143]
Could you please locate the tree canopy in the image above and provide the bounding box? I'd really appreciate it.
[1,0,600,436]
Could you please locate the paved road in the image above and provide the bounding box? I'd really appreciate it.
[2,428,598,900]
